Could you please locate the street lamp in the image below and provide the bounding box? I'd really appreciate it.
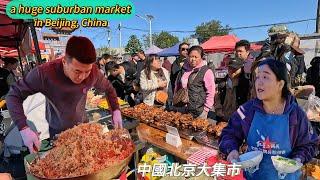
[136,14,154,48]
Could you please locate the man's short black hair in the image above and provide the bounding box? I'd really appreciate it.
[179,42,190,51]
[65,36,96,64]
[235,40,251,51]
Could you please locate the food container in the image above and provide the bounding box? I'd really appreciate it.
[86,108,111,122]
[271,156,303,179]
[306,95,320,122]
[235,151,263,174]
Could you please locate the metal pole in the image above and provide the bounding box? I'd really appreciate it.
[136,14,154,48]
[119,22,122,56]
[16,41,24,76]
[107,28,111,48]
[149,19,152,47]
[29,22,41,65]
[317,0,320,33]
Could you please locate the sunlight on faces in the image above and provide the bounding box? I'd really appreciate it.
[255,64,285,101]
[63,57,92,84]
[188,50,202,68]
[179,44,189,58]
[235,46,250,60]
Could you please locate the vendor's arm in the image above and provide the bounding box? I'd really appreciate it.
[94,68,120,111]
[290,107,318,164]
[6,68,43,130]
[219,108,245,155]
[139,70,159,91]
[203,69,216,112]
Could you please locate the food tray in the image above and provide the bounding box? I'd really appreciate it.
[121,113,137,120]
[122,110,194,140]
[86,108,111,122]
[122,113,222,142]
[25,152,133,180]
[193,131,219,149]
[25,127,135,180]
[148,123,194,140]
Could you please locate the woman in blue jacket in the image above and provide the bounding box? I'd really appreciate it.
[219,59,318,180]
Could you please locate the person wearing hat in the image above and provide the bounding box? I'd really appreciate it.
[221,58,243,120]
[289,34,306,86]
[5,36,122,153]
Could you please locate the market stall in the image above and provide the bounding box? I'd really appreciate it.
[157,43,180,57]
[201,34,262,53]
[145,45,163,55]
[120,103,240,178]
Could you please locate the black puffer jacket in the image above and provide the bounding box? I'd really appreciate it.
[306,57,320,97]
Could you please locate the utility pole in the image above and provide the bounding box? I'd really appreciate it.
[118,22,122,56]
[317,0,320,33]
[107,27,111,48]
[147,15,153,48]
[136,14,154,48]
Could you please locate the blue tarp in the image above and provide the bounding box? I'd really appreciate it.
[157,43,180,57]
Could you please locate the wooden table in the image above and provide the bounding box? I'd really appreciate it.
[136,123,205,161]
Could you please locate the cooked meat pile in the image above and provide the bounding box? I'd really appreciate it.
[29,123,135,179]
[122,104,228,137]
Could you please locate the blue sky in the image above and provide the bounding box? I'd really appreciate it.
[69,0,318,49]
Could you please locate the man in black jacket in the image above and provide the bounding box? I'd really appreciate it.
[136,50,146,82]
[306,56,320,97]
[170,42,189,92]
[106,61,137,106]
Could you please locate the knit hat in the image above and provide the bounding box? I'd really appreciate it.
[65,36,96,64]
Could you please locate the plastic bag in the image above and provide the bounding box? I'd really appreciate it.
[306,94,320,121]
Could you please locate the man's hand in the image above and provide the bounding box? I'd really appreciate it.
[112,109,123,128]
[227,150,240,163]
[20,127,40,153]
